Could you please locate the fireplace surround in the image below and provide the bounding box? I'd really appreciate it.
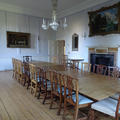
[90,54,114,66]
[88,47,118,67]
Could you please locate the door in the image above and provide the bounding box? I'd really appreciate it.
[48,40,65,63]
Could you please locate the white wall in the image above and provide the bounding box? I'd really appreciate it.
[56,0,120,66]
[0,11,56,71]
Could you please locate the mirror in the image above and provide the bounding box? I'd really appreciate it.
[72,33,79,51]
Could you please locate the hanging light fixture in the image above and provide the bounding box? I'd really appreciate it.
[41,0,68,31]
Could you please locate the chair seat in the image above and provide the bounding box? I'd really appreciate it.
[92,97,120,117]
[71,94,93,105]
[110,93,120,100]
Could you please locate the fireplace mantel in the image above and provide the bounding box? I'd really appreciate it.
[88,47,118,53]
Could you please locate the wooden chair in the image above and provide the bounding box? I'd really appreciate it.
[29,64,40,97]
[23,56,32,63]
[51,56,58,63]
[108,66,120,78]
[16,60,23,83]
[13,58,18,80]
[93,64,107,75]
[108,67,120,100]
[49,71,64,115]
[70,61,80,72]
[63,75,93,120]
[90,96,120,120]
[61,55,68,64]
[12,58,15,78]
[37,67,51,104]
[81,62,91,72]
[21,62,31,89]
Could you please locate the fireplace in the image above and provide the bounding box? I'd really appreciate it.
[90,54,114,66]
[88,47,118,73]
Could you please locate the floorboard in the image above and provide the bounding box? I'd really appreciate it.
[0,71,114,120]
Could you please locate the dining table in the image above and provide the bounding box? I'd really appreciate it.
[60,69,120,101]
[29,60,120,101]
[69,58,84,69]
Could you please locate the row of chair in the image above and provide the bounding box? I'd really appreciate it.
[12,58,120,120]
[12,58,94,120]
[93,64,120,78]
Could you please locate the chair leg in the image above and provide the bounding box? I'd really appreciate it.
[27,80,30,89]
[74,106,78,120]
[43,92,47,104]
[49,93,53,109]
[115,114,119,120]
[88,109,95,120]
[34,85,38,97]
[62,97,67,120]
[57,95,62,115]
[30,83,33,94]
[37,85,41,99]
[23,79,26,86]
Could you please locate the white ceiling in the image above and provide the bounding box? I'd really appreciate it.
[0,0,111,18]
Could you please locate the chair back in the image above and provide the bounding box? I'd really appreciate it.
[29,64,37,81]
[23,56,32,63]
[64,75,78,105]
[108,66,119,78]
[23,62,30,76]
[110,67,119,79]
[17,60,23,75]
[96,65,107,75]
[51,71,62,95]
[81,62,91,72]
[51,56,58,63]
[40,67,48,90]
[93,64,107,75]
[12,58,15,71]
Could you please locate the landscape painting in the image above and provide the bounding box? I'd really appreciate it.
[88,2,120,36]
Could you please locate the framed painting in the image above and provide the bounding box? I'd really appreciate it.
[7,31,31,48]
[88,2,120,36]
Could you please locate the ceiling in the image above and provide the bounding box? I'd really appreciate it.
[0,0,111,18]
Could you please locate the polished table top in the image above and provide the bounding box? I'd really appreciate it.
[60,70,120,101]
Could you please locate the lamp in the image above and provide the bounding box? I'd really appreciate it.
[41,0,68,31]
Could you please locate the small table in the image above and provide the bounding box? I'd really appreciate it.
[70,59,84,70]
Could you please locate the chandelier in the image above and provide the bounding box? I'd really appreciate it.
[41,0,68,31]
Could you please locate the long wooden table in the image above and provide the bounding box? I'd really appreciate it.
[60,70,120,101]
[29,61,120,101]
[30,61,65,71]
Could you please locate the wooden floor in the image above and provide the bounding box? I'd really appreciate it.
[0,71,114,120]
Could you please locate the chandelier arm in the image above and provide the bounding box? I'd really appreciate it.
[42,0,68,31]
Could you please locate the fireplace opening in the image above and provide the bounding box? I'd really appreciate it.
[90,54,114,66]
[90,54,114,72]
